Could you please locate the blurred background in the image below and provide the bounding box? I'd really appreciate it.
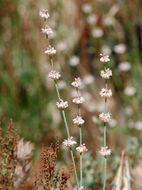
[0,0,142,189]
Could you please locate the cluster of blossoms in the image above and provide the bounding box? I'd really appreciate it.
[76,144,88,154]
[56,99,68,110]
[99,53,112,157]
[62,137,77,148]
[99,146,111,158]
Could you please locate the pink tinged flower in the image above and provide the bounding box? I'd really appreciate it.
[99,146,111,157]
[73,116,85,125]
[118,62,131,72]
[100,68,112,79]
[41,25,53,36]
[39,9,50,19]
[100,88,112,98]
[124,86,136,96]
[62,137,77,148]
[99,112,111,123]
[48,70,61,80]
[76,144,88,154]
[114,43,126,54]
[71,77,82,88]
[72,95,85,104]
[100,53,110,63]
[44,45,56,55]
[56,99,68,109]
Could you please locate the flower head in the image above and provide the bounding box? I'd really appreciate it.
[73,116,85,126]
[71,77,82,88]
[100,88,112,98]
[72,95,85,104]
[76,144,88,154]
[100,68,112,79]
[41,25,53,36]
[39,9,50,19]
[45,45,56,55]
[56,99,68,109]
[48,70,61,80]
[99,112,111,123]
[62,137,77,148]
[100,53,110,63]
[118,62,131,72]
[99,146,111,157]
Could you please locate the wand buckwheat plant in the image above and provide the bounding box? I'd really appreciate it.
[72,77,88,189]
[39,9,79,189]
[99,53,112,190]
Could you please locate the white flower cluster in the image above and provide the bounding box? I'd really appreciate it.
[99,146,111,157]
[76,144,88,153]
[56,99,68,110]
[73,116,85,126]
[62,137,77,148]
[45,45,56,55]
[48,70,61,80]
[100,68,112,79]
[71,77,82,88]
[100,53,110,63]
[100,88,112,98]
[99,112,111,123]
[39,9,50,19]
[72,95,85,104]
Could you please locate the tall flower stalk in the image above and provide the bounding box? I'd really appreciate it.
[72,78,88,189]
[39,9,79,189]
[99,53,112,190]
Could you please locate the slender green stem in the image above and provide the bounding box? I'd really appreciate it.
[103,158,107,190]
[80,127,83,187]
[78,101,83,187]
[103,125,106,147]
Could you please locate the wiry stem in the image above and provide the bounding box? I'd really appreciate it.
[103,78,108,190]
[78,96,83,187]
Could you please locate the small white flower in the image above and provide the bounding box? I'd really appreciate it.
[56,99,68,109]
[100,68,112,79]
[99,112,111,123]
[100,53,110,63]
[39,9,50,19]
[103,16,114,26]
[82,3,92,13]
[135,121,142,130]
[69,56,80,67]
[76,144,88,153]
[48,70,61,80]
[73,116,85,125]
[100,88,112,98]
[92,27,104,38]
[63,137,77,148]
[124,86,136,96]
[56,41,67,52]
[87,14,97,24]
[71,77,82,88]
[45,45,56,55]
[114,43,126,54]
[41,25,53,36]
[118,62,131,72]
[72,95,85,104]
[83,75,94,85]
[99,146,111,157]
